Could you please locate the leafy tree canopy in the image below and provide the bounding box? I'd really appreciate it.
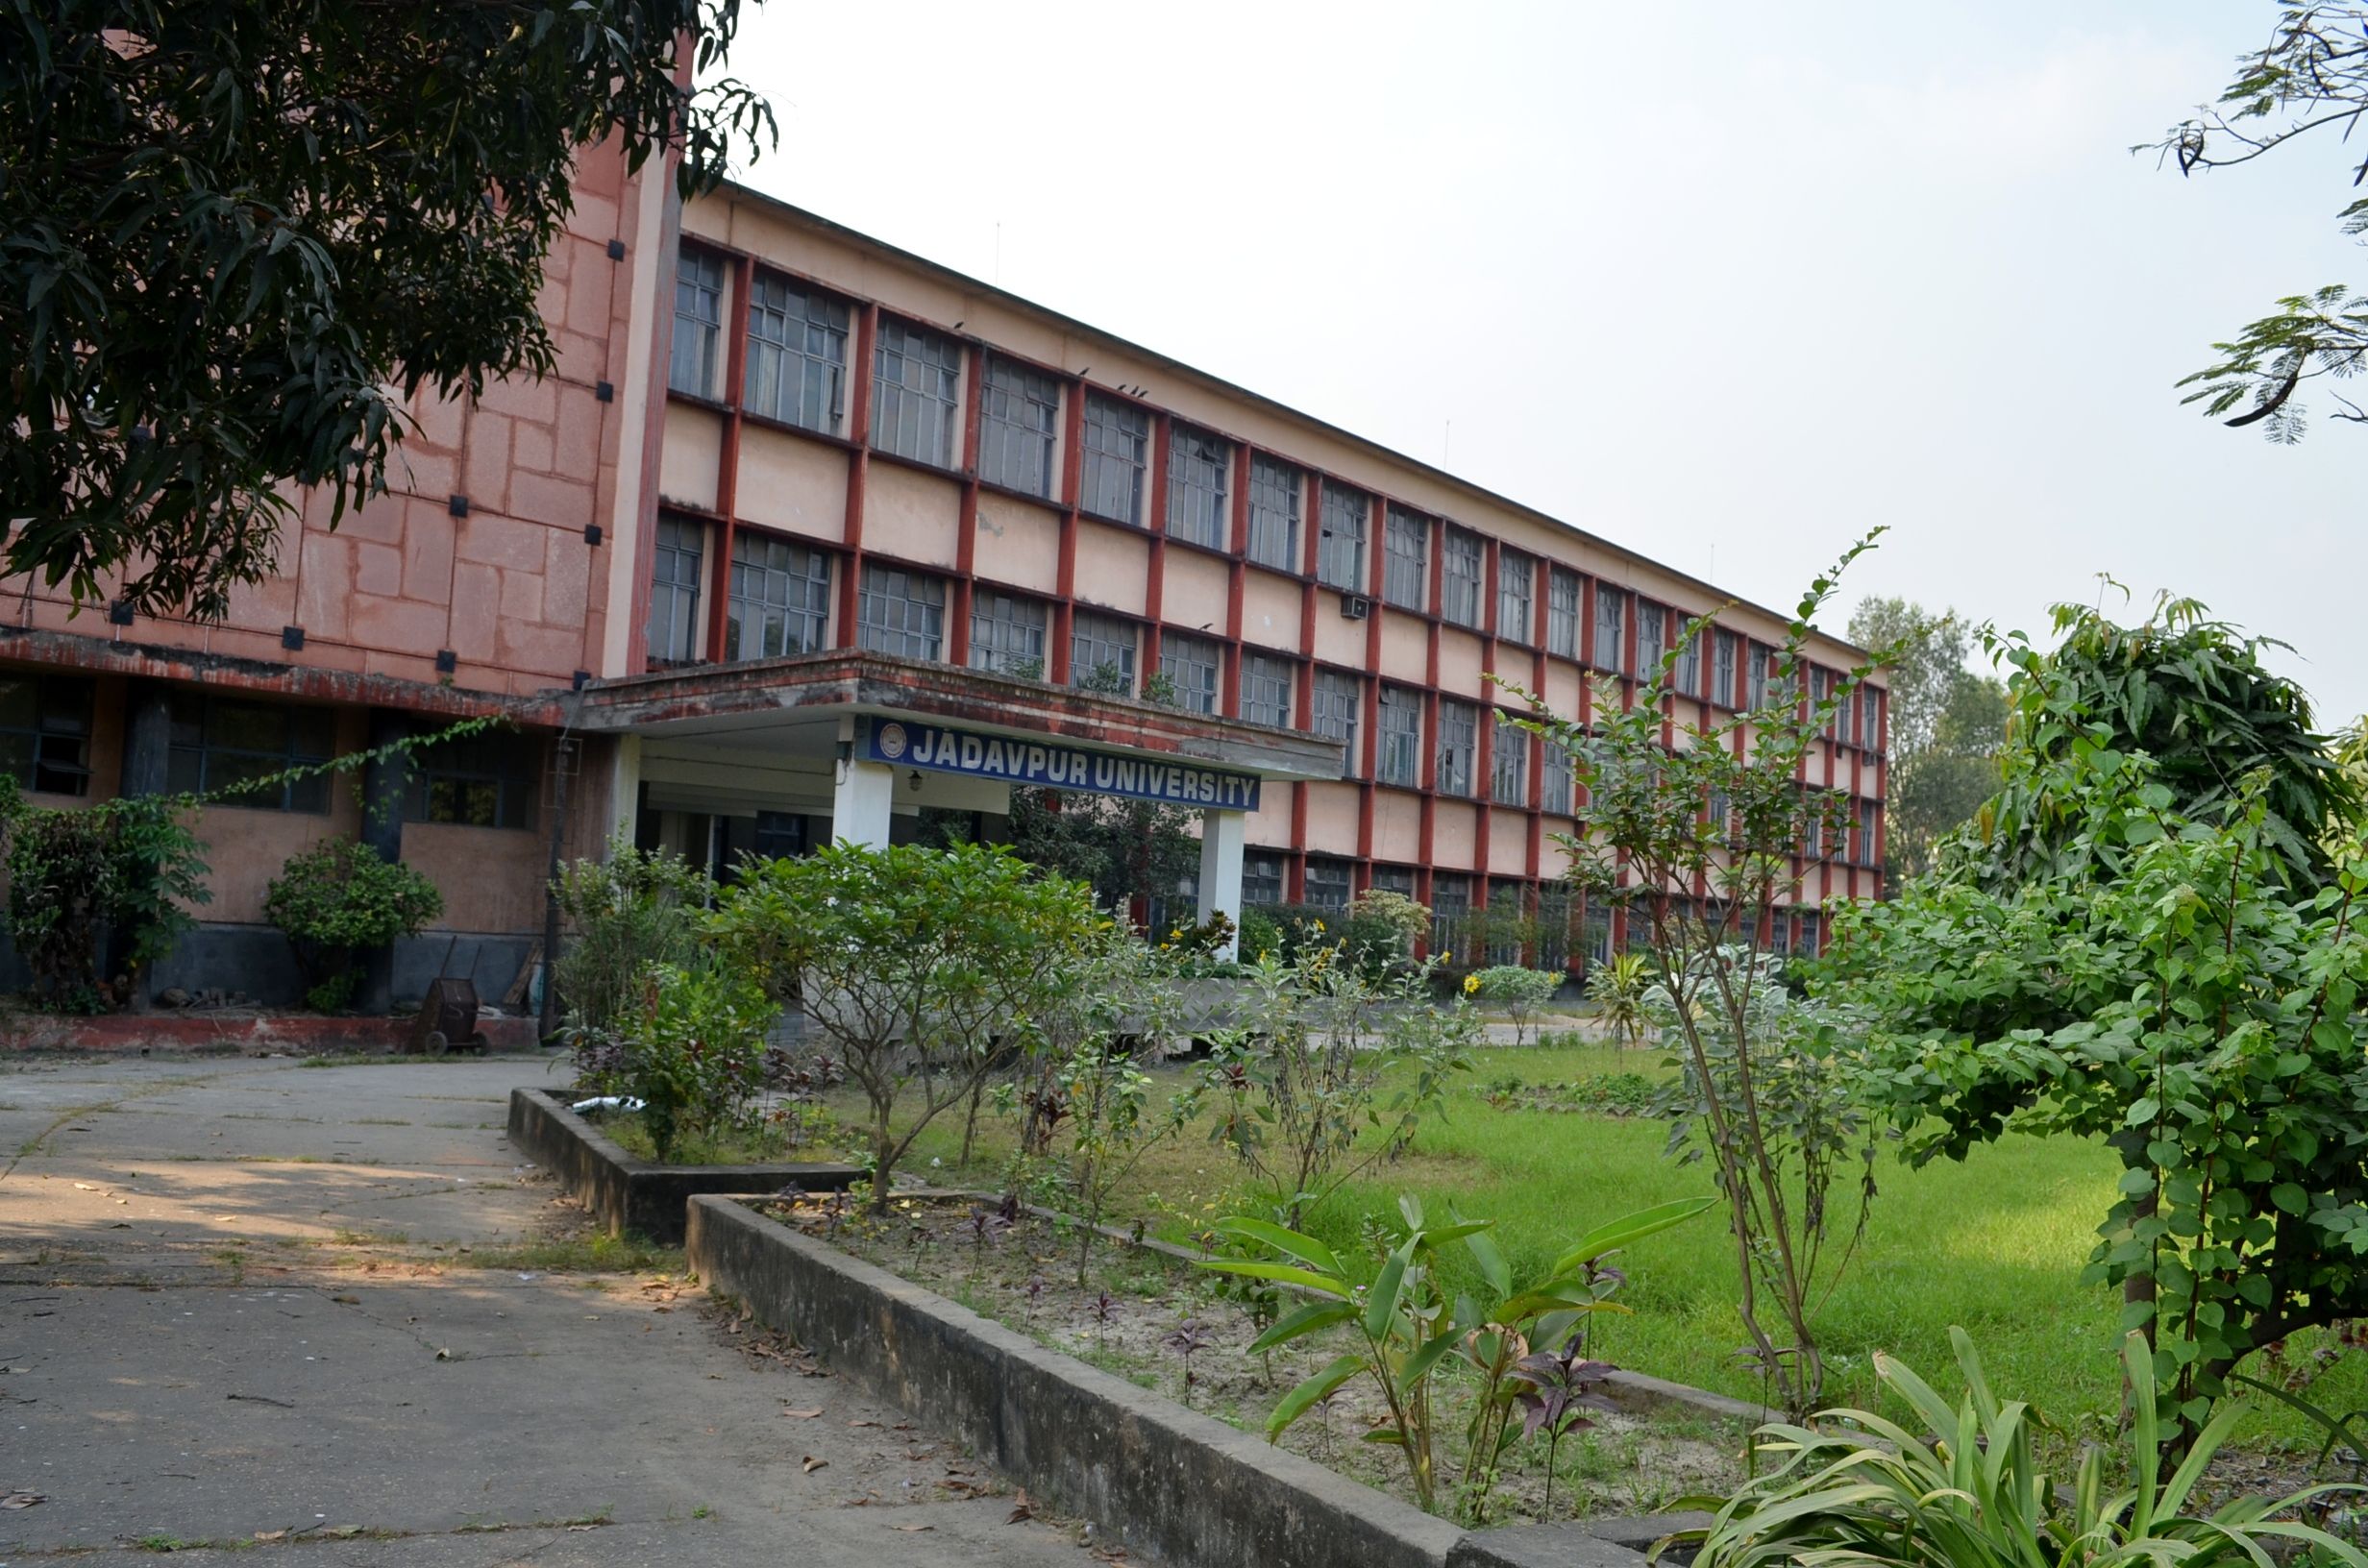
[2151,5,2368,441]
[1847,597,2008,889]
[1,1,774,616]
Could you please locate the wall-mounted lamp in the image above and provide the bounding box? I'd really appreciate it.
[907,770,924,794]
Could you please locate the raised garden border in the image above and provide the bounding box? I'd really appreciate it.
[687,1192,1709,1568]
[506,1087,859,1245]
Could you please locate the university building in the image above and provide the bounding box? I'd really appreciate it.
[0,141,1884,1004]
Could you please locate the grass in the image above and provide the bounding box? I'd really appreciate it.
[448,1233,683,1275]
[831,1041,2368,1457]
[601,1118,821,1166]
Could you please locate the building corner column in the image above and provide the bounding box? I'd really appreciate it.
[358,708,411,1014]
[1197,809,1246,959]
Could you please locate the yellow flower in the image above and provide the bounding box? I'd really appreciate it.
[1312,919,1325,933]
[1463,973,1481,994]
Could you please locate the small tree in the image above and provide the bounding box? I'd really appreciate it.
[551,838,714,1036]
[2,785,210,1013]
[711,841,1098,1212]
[1584,950,1651,1046]
[1471,965,1560,1047]
[264,840,442,1011]
[1512,533,1895,1418]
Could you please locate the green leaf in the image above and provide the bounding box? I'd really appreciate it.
[1196,1260,1351,1299]
[1213,1216,1343,1278]
[1548,1196,1716,1278]
[1267,1354,1365,1439]
[1364,1245,1410,1341]
[1248,1300,1357,1355]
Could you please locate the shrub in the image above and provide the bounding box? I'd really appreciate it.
[263,840,443,1011]
[710,841,1098,1211]
[550,838,713,1036]
[1583,950,1650,1045]
[1237,908,1282,962]
[3,789,210,1013]
[1675,1328,2364,1568]
[575,956,776,1162]
[1470,965,1560,1046]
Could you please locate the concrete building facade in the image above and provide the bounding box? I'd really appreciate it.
[0,141,1883,1005]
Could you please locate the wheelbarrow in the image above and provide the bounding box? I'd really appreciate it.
[407,976,490,1056]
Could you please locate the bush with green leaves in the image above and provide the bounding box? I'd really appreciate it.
[709,840,1098,1211]
[1584,950,1650,1045]
[263,840,442,1011]
[1675,1328,2366,1568]
[1470,965,1560,1046]
[1202,943,1477,1228]
[575,956,777,1163]
[551,838,715,1036]
[1,783,210,1013]
[1237,908,1282,962]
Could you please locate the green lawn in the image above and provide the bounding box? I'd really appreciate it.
[847,1041,2367,1454]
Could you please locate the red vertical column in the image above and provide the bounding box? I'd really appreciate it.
[1221,446,1248,714]
[950,346,985,669]
[1050,382,1084,684]
[704,252,754,663]
[1145,410,1171,688]
[836,303,880,648]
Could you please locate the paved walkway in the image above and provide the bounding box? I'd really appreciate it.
[0,1051,1098,1566]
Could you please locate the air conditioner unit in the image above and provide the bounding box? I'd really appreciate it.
[1340,595,1372,621]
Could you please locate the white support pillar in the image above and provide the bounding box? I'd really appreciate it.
[1197,808,1246,958]
[833,756,897,847]
[605,734,643,846]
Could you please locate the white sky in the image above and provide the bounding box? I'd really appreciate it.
[720,1,2365,723]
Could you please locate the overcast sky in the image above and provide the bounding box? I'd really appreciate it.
[720,2,2364,723]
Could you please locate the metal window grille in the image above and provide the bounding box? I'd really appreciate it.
[669,248,723,397]
[1312,670,1360,772]
[1303,857,1352,912]
[1377,686,1422,787]
[1166,425,1230,549]
[1491,713,1527,806]
[1485,885,1527,967]
[1430,873,1471,956]
[1369,865,1417,897]
[166,694,335,813]
[871,319,961,466]
[1497,550,1534,643]
[1437,699,1477,796]
[646,516,705,664]
[1246,454,1301,571]
[1795,909,1822,957]
[1442,527,1484,627]
[1858,799,1878,865]
[1713,629,1739,705]
[744,275,848,432]
[979,357,1059,498]
[1542,748,1573,815]
[969,591,1048,676]
[1537,884,1572,969]
[1242,851,1287,908]
[1593,584,1626,672]
[1384,507,1430,609]
[1070,611,1138,694]
[727,533,831,660]
[0,675,93,796]
[1159,630,1221,715]
[1583,900,1613,966]
[1674,626,1701,696]
[406,730,540,830]
[855,563,947,661]
[1547,569,1580,657]
[1748,643,1771,709]
[1082,394,1148,524]
[1317,480,1368,591]
[1241,650,1294,728]
[1636,601,1665,677]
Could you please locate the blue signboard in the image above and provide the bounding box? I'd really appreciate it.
[864,720,1262,812]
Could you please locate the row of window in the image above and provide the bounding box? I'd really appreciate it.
[0,674,540,829]
[672,250,1879,742]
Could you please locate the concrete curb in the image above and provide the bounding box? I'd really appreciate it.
[687,1192,1470,1568]
[506,1087,861,1244]
[3,1011,540,1056]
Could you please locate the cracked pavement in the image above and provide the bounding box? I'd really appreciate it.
[0,1051,1101,1565]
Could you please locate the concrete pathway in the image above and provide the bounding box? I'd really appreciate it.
[0,1051,1100,1566]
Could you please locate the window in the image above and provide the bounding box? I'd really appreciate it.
[1317,480,1368,592]
[1491,713,1527,805]
[669,247,723,397]
[1243,851,1286,908]
[0,675,93,796]
[1857,799,1879,865]
[1240,650,1294,728]
[167,694,333,813]
[1071,610,1138,695]
[1247,455,1302,571]
[647,515,705,665]
[1082,394,1148,524]
[970,591,1048,676]
[871,319,960,466]
[1748,643,1771,709]
[407,730,539,830]
[1542,749,1573,815]
[1673,624,1701,697]
[1497,550,1534,643]
[980,357,1059,498]
[1713,629,1739,706]
[1812,667,1834,736]
[1312,670,1361,774]
[1583,898,1613,967]
[1442,527,1484,627]
[1377,686,1422,788]
[1536,884,1572,970]
[744,275,848,432]
[1383,506,1430,609]
[726,533,831,661]
[1547,569,1580,657]
[1303,856,1352,912]
[1370,865,1417,898]
[1431,873,1471,956]
[1795,909,1821,957]
[1159,630,1221,716]
[1437,699,1477,796]
[1485,884,1527,966]
[855,563,947,660]
[1593,584,1626,672]
[1636,601,1665,677]
[1166,425,1230,549]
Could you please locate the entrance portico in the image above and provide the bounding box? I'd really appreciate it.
[566,650,1344,955]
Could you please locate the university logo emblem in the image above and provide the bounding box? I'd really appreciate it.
[875,722,908,761]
